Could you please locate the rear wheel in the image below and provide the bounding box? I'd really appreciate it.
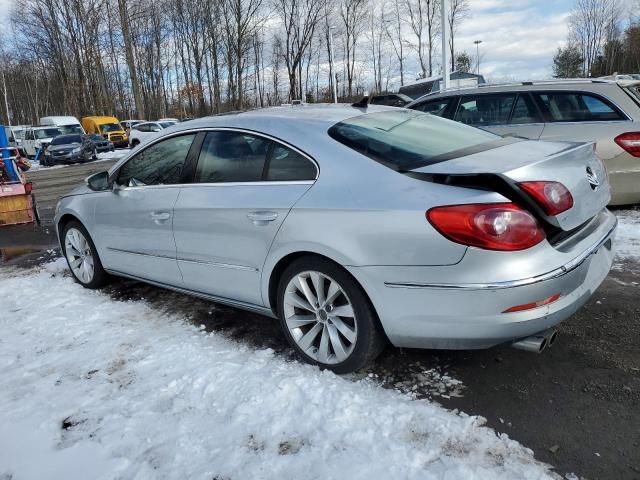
[277,257,386,374]
[61,221,108,289]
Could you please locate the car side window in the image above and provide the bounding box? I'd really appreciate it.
[510,94,540,124]
[455,94,516,126]
[117,134,195,187]
[266,145,317,181]
[194,131,269,183]
[136,124,150,132]
[413,99,451,117]
[535,92,625,122]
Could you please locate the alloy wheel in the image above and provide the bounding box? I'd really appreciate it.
[64,228,95,284]
[283,271,357,364]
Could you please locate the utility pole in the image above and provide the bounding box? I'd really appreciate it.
[474,40,483,76]
[441,0,450,91]
[2,70,10,126]
[328,26,338,104]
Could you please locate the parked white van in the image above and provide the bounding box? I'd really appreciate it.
[39,116,85,135]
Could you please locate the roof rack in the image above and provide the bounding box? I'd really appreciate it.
[414,78,614,100]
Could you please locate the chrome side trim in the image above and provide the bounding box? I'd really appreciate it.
[385,219,617,291]
[103,268,277,318]
[107,247,260,272]
[107,247,176,260]
[177,257,259,272]
[115,180,314,192]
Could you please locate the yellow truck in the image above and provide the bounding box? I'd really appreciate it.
[81,116,128,148]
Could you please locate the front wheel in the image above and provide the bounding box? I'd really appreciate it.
[277,257,386,374]
[61,221,108,289]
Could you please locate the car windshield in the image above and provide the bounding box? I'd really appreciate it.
[58,124,84,135]
[328,110,498,171]
[51,134,82,145]
[90,134,105,141]
[100,123,123,133]
[35,128,62,139]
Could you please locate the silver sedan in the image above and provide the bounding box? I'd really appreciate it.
[55,105,616,373]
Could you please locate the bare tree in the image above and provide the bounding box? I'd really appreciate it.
[274,0,324,101]
[340,0,367,97]
[448,0,469,71]
[385,0,406,86]
[569,0,623,76]
[404,0,439,78]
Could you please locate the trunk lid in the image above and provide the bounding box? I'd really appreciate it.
[412,140,610,231]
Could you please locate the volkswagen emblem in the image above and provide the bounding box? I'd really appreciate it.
[586,166,600,190]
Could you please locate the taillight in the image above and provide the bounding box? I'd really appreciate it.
[519,181,573,216]
[614,132,640,157]
[426,203,545,251]
[24,182,33,194]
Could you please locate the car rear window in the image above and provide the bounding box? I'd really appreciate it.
[328,110,498,171]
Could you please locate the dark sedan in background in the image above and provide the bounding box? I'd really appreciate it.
[42,134,97,167]
[88,134,115,153]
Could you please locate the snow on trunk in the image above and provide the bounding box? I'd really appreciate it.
[0,260,556,480]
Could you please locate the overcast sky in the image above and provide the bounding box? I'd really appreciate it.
[453,0,571,81]
[0,0,571,80]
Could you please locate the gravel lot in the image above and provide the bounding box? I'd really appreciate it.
[1,161,638,479]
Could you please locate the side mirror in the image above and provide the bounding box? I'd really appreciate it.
[86,171,111,191]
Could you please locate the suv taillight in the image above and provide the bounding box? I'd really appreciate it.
[426,203,545,251]
[614,132,640,157]
[519,181,573,216]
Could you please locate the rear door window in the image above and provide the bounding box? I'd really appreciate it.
[266,145,317,181]
[194,131,269,183]
[534,92,625,122]
[193,131,317,183]
[455,94,516,126]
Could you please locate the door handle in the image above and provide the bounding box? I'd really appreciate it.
[247,211,278,225]
[150,211,171,222]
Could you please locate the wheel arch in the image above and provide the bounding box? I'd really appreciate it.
[57,213,83,240]
[265,251,387,341]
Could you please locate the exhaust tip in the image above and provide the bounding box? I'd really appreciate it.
[548,330,558,347]
[538,337,547,353]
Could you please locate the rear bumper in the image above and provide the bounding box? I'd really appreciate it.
[348,210,617,349]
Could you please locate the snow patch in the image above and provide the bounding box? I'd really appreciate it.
[614,209,640,262]
[0,263,557,480]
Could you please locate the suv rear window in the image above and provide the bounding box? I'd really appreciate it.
[328,110,498,171]
[535,92,625,122]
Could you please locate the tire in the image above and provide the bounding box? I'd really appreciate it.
[130,140,139,148]
[61,220,109,289]
[277,257,386,374]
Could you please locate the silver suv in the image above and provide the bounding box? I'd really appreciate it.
[408,79,640,206]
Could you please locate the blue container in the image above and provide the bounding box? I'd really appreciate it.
[0,125,19,182]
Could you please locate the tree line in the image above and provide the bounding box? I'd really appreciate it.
[0,0,469,125]
[553,0,640,78]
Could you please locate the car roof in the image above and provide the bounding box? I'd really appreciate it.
[408,78,640,104]
[171,104,393,131]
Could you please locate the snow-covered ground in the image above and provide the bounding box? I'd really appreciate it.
[614,208,640,262]
[0,259,556,480]
[29,149,127,171]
